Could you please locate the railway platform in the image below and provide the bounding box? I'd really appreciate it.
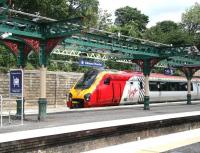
[84,128,200,153]
[0,101,200,152]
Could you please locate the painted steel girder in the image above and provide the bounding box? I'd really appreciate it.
[52,45,123,61]
[0,18,42,38]
[74,33,161,54]
[65,36,160,58]
[169,56,200,65]
[0,16,83,39]
[42,21,83,38]
[84,32,168,48]
[159,46,199,58]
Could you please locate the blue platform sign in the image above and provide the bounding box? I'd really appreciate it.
[164,68,173,75]
[79,59,104,68]
[10,70,23,96]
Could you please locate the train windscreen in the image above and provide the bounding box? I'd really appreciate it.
[75,69,99,89]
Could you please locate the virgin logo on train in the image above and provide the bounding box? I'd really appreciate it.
[66,69,200,109]
[128,88,138,99]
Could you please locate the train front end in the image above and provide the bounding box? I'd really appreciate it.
[67,69,100,108]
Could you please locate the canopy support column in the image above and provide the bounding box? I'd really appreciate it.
[132,58,162,110]
[176,66,200,105]
[38,43,47,121]
[187,79,192,104]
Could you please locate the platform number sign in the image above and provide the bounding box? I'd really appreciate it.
[164,68,172,75]
[10,70,23,96]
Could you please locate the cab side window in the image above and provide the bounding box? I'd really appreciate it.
[104,77,110,85]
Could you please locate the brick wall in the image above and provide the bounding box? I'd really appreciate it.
[0,70,82,107]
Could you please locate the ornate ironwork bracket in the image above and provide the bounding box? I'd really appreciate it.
[0,40,30,67]
[1,40,19,56]
[176,66,200,80]
[46,37,64,54]
[132,58,163,76]
[19,37,40,54]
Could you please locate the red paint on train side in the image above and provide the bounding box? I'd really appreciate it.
[82,73,132,107]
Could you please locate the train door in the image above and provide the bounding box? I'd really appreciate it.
[112,82,121,105]
[120,78,139,104]
[97,77,113,105]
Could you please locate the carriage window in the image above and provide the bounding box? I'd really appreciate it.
[104,77,110,85]
[160,82,169,91]
[148,81,193,91]
[179,82,187,91]
[149,81,158,91]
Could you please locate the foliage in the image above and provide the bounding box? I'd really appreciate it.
[114,6,149,37]
[96,9,112,30]
[0,45,17,72]
[12,0,99,27]
[105,60,133,71]
[182,3,200,34]
[182,2,200,49]
[144,21,192,45]
[12,0,69,20]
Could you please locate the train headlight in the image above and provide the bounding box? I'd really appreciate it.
[84,93,91,102]
[68,93,72,101]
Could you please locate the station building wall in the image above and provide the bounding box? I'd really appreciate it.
[0,70,82,107]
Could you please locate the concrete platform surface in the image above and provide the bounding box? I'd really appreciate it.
[83,128,200,153]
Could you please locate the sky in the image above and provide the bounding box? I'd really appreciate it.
[99,0,200,27]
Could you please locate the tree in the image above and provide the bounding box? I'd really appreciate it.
[12,0,99,27]
[12,0,69,20]
[182,2,200,49]
[182,3,200,34]
[69,0,99,27]
[0,46,17,72]
[96,9,112,30]
[114,6,149,37]
[144,21,192,45]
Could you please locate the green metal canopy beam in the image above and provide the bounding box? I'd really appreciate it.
[63,32,200,62]
[0,18,83,39]
[65,35,161,58]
